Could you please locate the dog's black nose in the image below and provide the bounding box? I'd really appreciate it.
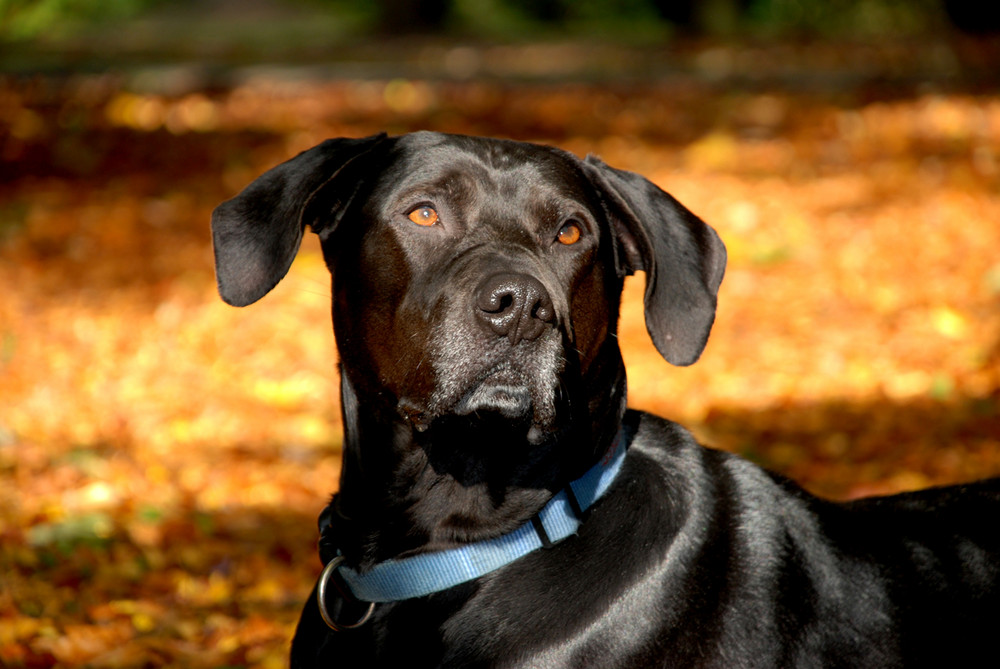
[475,273,555,344]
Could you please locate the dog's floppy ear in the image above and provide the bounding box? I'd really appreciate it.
[211,134,386,307]
[584,156,726,366]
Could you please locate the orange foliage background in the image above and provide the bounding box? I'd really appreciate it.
[2,47,1000,667]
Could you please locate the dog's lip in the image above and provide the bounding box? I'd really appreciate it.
[473,360,522,385]
[454,362,531,416]
[400,346,567,433]
[455,383,531,418]
[399,362,533,425]
[397,396,433,431]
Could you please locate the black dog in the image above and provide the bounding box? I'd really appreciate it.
[212,132,1000,667]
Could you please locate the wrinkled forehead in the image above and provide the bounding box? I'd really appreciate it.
[370,133,593,208]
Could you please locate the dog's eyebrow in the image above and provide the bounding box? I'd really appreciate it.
[529,197,588,223]
[439,170,487,197]
[388,167,488,207]
[397,178,476,204]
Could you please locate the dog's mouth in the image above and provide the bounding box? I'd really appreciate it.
[398,354,565,440]
[454,362,533,419]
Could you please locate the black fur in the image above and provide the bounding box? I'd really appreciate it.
[212,132,1000,668]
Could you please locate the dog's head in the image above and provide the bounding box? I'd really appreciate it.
[213,132,725,441]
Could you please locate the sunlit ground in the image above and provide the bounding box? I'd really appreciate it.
[2,53,999,666]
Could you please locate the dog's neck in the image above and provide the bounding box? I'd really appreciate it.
[332,347,627,570]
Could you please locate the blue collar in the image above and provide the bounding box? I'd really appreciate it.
[326,430,629,603]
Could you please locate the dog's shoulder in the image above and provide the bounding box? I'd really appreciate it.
[622,408,815,515]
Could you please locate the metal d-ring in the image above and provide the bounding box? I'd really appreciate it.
[316,556,376,631]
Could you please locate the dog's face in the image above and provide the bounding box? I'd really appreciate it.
[327,133,620,436]
[212,132,726,441]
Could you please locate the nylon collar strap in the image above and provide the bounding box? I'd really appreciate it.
[327,430,629,603]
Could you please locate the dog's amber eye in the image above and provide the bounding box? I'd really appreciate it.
[407,206,438,226]
[557,222,582,245]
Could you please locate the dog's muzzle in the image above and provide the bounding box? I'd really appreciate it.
[401,270,566,432]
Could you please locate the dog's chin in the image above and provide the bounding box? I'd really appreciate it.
[455,383,533,420]
[404,377,562,444]
[406,348,566,441]
[459,384,563,444]
[436,408,561,450]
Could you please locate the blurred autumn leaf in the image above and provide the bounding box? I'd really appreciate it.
[2,32,1000,668]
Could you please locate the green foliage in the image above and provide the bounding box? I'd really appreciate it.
[0,0,158,40]
[0,0,948,43]
[443,0,942,39]
[450,0,670,41]
[745,0,942,37]
[27,512,114,553]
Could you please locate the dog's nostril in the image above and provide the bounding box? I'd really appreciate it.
[532,302,554,323]
[477,288,514,314]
